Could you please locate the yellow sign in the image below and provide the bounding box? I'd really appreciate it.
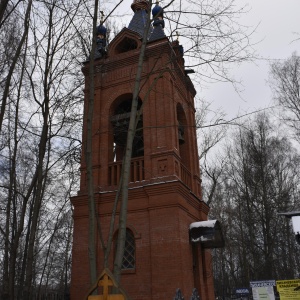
[276,279,300,300]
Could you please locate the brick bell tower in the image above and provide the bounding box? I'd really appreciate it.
[70,0,216,299]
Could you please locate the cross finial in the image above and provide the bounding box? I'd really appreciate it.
[100,10,104,23]
[176,31,179,41]
[98,274,114,300]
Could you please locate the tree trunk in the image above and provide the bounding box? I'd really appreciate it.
[0,0,9,27]
[85,0,99,287]
[0,0,32,132]
[113,0,152,284]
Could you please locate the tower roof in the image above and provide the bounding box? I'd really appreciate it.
[131,0,149,12]
[148,25,165,42]
[128,9,149,37]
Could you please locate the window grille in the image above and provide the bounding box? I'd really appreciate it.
[122,229,135,269]
[114,229,135,270]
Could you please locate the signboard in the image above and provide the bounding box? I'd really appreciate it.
[250,281,276,288]
[276,279,300,300]
[250,281,275,300]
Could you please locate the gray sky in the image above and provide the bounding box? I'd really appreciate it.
[201,0,300,119]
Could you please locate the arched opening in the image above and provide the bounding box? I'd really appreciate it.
[115,37,138,54]
[176,103,190,168]
[114,228,136,270]
[110,95,143,162]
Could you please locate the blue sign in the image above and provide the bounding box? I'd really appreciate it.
[236,288,250,295]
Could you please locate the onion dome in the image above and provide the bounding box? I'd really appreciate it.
[131,0,149,12]
[152,1,164,29]
[94,13,107,59]
[97,24,107,37]
[152,1,164,19]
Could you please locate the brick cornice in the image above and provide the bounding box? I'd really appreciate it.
[82,39,196,97]
[71,179,206,213]
[144,180,200,206]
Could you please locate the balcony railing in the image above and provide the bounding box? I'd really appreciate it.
[108,158,192,190]
[180,163,192,189]
[108,158,145,186]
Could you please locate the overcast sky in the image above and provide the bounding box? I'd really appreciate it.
[201,0,300,119]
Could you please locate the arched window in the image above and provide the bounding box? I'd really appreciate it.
[176,103,189,168]
[114,229,136,270]
[110,97,143,161]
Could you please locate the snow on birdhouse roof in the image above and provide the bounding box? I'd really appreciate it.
[189,220,217,229]
[189,220,225,249]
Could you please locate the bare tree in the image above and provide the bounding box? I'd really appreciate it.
[270,53,300,141]
[195,98,227,161]
[206,113,300,298]
[165,0,255,83]
[0,0,85,298]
